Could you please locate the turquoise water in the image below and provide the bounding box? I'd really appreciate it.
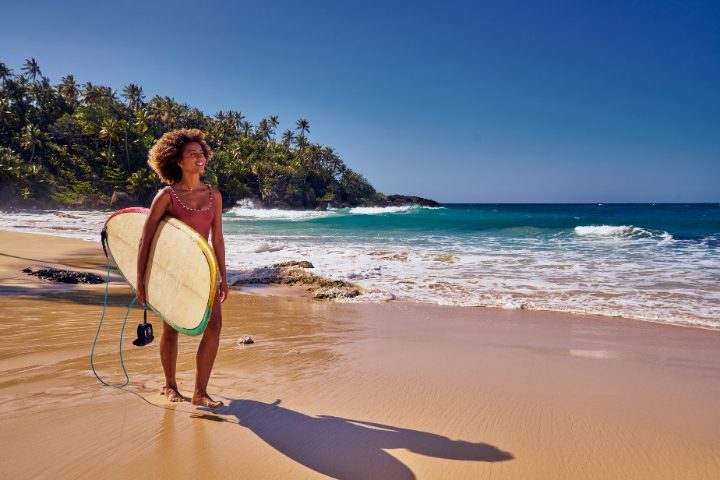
[225,203,719,242]
[3,203,719,328]
[221,203,719,327]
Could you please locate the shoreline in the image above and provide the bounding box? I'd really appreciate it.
[1,228,719,478]
[0,228,716,332]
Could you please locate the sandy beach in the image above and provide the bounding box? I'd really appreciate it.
[1,229,719,479]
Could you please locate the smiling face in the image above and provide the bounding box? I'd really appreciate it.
[178,141,207,176]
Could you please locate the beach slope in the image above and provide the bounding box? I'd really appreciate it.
[0,230,718,479]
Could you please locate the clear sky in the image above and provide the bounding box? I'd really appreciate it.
[2,0,718,202]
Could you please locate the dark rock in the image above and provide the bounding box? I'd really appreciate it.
[272,261,314,269]
[110,191,141,208]
[228,261,363,300]
[386,194,440,207]
[24,267,105,284]
[309,286,362,299]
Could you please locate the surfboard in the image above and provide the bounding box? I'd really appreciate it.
[101,207,218,336]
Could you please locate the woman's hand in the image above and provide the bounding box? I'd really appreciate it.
[219,280,229,303]
[136,283,147,306]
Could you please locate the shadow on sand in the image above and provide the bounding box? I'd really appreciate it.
[196,398,513,479]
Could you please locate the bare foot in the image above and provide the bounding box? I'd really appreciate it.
[192,394,224,408]
[162,386,184,402]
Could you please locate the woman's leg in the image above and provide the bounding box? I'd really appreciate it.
[193,291,223,407]
[160,321,182,401]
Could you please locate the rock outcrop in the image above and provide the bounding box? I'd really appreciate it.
[23,266,105,284]
[229,261,362,299]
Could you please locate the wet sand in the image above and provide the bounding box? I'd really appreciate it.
[1,229,719,479]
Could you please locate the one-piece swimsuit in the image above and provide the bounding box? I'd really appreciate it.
[165,185,220,289]
[165,184,214,241]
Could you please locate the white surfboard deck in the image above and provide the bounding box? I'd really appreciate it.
[102,208,218,336]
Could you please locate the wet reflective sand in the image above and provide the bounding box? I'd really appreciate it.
[1,230,719,479]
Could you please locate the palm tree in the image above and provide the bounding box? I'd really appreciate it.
[27,76,53,110]
[231,143,246,163]
[118,119,132,171]
[184,107,206,129]
[158,96,180,130]
[81,82,99,105]
[21,58,42,82]
[295,118,310,137]
[0,62,14,81]
[269,115,279,139]
[122,83,145,110]
[214,110,227,125]
[240,120,253,136]
[281,129,294,147]
[57,75,80,104]
[227,110,245,131]
[295,118,310,149]
[256,119,271,142]
[82,83,117,106]
[97,86,117,102]
[133,109,150,133]
[99,118,120,159]
[20,124,42,164]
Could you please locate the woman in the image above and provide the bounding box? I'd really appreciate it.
[136,128,228,408]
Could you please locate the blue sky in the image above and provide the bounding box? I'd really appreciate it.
[2,0,719,202]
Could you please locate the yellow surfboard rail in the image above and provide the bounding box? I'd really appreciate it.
[101,208,218,336]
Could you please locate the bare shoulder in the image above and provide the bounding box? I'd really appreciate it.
[209,186,223,202]
[153,186,172,201]
[149,187,171,214]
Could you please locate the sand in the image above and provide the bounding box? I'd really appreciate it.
[0,229,719,479]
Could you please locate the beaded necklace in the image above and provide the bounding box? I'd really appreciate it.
[168,184,213,212]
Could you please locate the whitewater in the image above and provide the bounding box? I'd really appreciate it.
[1,203,718,329]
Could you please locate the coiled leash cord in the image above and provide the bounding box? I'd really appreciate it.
[89,255,140,389]
[88,261,179,411]
[89,234,229,417]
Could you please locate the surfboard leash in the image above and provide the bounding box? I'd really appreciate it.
[91,232,232,417]
[91,231,152,389]
[89,253,134,389]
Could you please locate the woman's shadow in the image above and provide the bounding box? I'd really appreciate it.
[196,398,513,479]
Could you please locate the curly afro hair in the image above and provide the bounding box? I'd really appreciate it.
[147,128,213,184]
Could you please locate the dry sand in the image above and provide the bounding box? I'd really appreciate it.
[0,229,719,479]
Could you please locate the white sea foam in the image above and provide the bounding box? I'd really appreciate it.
[574,225,641,236]
[254,241,285,253]
[345,206,414,215]
[345,266,383,279]
[574,224,675,245]
[225,202,435,220]
[657,232,675,246]
[2,209,718,329]
[225,206,335,221]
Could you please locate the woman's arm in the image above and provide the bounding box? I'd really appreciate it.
[136,189,171,305]
[210,189,228,303]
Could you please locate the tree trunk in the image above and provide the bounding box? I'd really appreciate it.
[125,130,130,171]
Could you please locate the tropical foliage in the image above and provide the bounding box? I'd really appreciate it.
[0,58,386,209]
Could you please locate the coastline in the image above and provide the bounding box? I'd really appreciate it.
[2,204,717,328]
[1,229,719,479]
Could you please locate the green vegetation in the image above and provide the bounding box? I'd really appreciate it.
[0,58,389,210]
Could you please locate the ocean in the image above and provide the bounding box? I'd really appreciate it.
[2,203,719,329]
